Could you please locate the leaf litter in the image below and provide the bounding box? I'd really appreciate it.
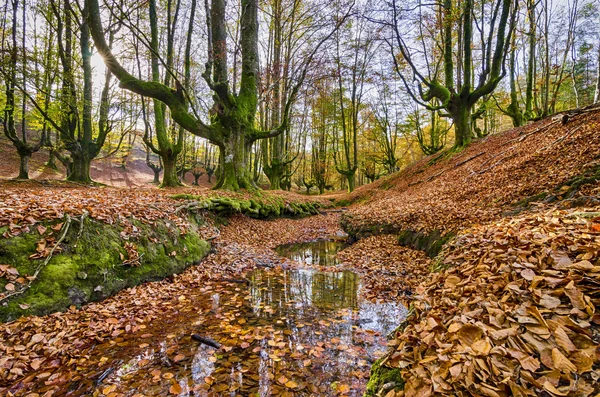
[382,205,600,397]
[0,211,411,396]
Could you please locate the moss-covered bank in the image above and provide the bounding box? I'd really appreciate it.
[397,229,455,258]
[341,215,454,258]
[0,215,210,322]
[172,193,325,218]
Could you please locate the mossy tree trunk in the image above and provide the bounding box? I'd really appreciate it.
[133,0,186,188]
[525,0,537,119]
[16,150,33,180]
[67,149,92,183]
[449,101,472,147]
[161,151,180,188]
[505,29,524,127]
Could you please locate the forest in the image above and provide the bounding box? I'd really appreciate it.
[1,0,599,191]
[0,0,600,396]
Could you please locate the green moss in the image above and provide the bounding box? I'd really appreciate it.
[364,357,404,396]
[397,229,455,258]
[379,181,393,190]
[0,217,210,322]
[335,199,351,207]
[340,215,401,241]
[172,193,323,219]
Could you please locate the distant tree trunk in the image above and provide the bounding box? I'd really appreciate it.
[525,0,537,118]
[542,0,550,117]
[192,171,203,185]
[595,40,600,103]
[151,164,162,183]
[2,0,43,180]
[506,29,524,127]
[18,152,30,180]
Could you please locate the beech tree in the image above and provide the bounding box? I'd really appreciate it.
[86,0,351,190]
[260,0,300,190]
[332,9,376,192]
[386,0,517,147]
[1,0,44,179]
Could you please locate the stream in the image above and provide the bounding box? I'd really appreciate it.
[17,239,406,396]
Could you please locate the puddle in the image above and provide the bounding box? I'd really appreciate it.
[14,241,406,396]
[274,239,348,266]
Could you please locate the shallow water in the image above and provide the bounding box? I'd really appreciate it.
[274,240,348,267]
[10,241,406,396]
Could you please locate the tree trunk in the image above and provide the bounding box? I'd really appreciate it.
[17,153,30,180]
[153,168,161,184]
[161,153,181,188]
[346,172,356,193]
[68,153,92,183]
[265,160,285,190]
[594,34,600,103]
[193,173,202,185]
[215,132,255,191]
[525,0,536,118]
[452,104,472,147]
[46,148,58,170]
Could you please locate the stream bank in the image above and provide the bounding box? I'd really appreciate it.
[0,213,211,322]
[0,212,425,396]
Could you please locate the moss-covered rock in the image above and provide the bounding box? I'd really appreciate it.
[0,216,210,322]
[364,357,404,397]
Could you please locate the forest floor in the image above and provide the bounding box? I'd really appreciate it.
[0,108,600,396]
[0,135,215,188]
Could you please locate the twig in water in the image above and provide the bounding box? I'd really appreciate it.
[192,334,221,349]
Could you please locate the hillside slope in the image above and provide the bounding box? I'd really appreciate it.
[341,109,600,238]
[351,109,600,396]
[0,135,214,188]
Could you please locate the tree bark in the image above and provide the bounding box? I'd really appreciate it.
[162,153,180,188]
[17,153,31,180]
[68,150,92,183]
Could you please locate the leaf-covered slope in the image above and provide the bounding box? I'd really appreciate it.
[385,204,600,397]
[341,109,600,237]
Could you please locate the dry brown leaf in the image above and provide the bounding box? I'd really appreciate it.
[551,348,577,373]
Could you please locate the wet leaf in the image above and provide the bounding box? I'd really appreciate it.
[169,383,182,394]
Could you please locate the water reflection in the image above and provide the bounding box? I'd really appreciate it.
[25,243,406,396]
[191,344,215,384]
[249,268,359,311]
[274,240,348,266]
